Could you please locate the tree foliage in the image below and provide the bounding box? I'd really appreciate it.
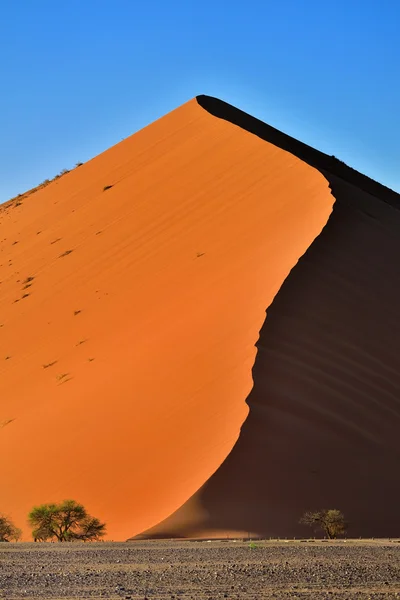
[28,500,106,542]
[0,515,22,542]
[300,509,347,539]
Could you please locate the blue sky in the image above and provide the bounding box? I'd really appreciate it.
[1,0,399,202]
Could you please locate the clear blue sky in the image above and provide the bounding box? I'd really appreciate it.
[1,0,399,202]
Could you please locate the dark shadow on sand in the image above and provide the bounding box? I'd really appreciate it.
[136,96,400,539]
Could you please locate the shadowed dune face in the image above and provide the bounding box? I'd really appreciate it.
[138,140,400,538]
[0,99,332,540]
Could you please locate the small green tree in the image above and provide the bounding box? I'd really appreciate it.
[0,515,22,542]
[300,509,347,539]
[28,500,106,542]
[75,516,106,541]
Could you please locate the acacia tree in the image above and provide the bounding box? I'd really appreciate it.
[0,515,22,542]
[300,509,347,539]
[28,500,106,542]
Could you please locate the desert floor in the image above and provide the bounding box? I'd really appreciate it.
[0,539,399,599]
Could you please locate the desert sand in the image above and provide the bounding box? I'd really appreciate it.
[0,97,332,540]
[137,98,400,540]
[2,540,400,599]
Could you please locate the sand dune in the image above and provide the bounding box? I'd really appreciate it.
[0,98,332,540]
[136,98,400,539]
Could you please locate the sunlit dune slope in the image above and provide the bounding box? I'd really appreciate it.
[0,98,332,540]
[136,97,400,540]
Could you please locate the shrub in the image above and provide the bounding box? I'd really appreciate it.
[300,509,347,539]
[0,515,22,542]
[28,499,106,542]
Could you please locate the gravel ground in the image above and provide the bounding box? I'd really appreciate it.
[0,539,399,599]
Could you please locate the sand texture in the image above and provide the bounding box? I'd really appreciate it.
[135,98,400,540]
[0,98,332,540]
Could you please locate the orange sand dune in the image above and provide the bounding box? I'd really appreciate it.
[0,98,332,540]
[137,98,400,540]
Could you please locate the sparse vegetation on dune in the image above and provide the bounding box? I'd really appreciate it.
[42,361,57,369]
[58,249,73,258]
[2,162,85,210]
